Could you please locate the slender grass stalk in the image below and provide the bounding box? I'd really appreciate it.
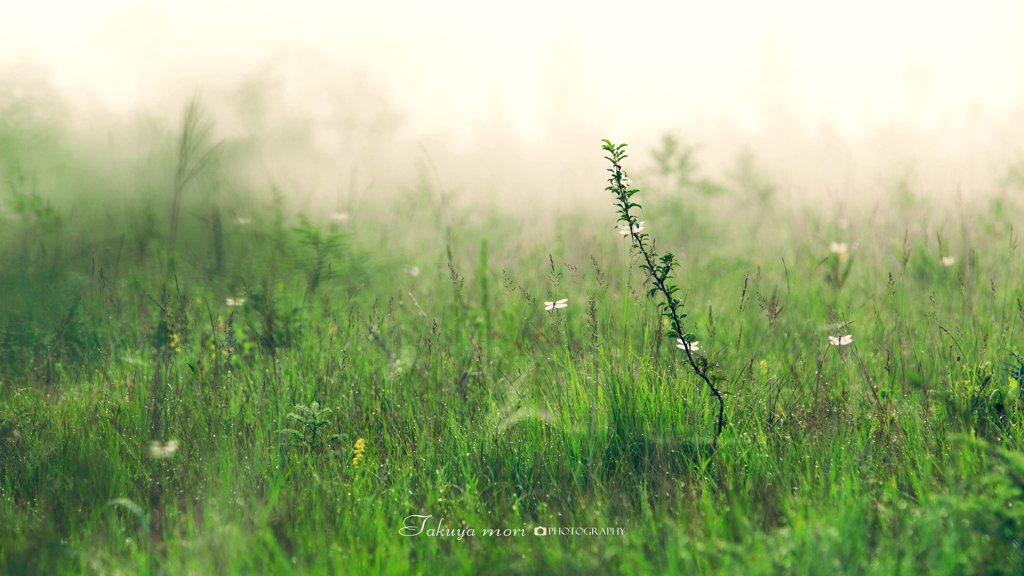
[623,227,630,353]
[168,96,217,254]
[479,236,490,349]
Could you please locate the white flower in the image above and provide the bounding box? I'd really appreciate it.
[942,256,955,267]
[830,242,848,254]
[226,297,246,306]
[331,212,349,222]
[544,298,568,311]
[405,265,420,277]
[621,177,632,188]
[618,221,645,235]
[828,334,853,346]
[150,439,179,459]
[236,218,252,225]
[676,338,700,352]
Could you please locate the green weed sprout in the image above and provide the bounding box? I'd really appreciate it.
[293,215,350,301]
[281,401,335,453]
[602,140,726,442]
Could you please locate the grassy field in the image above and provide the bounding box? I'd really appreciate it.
[2,103,1024,575]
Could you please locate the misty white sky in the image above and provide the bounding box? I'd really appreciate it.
[3,0,1022,144]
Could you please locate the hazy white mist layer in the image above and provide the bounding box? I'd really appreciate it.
[3,0,1024,208]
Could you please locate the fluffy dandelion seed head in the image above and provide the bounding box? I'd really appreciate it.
[830,242,848,254]
[676,338,700,352]
[828,334,854,346]
[942,256,955,267]
[405,265,420,277]
[544,298,568,311]
[226,298,246,307]
[150,439,179,459]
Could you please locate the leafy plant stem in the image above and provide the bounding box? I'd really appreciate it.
[603,140,726,444]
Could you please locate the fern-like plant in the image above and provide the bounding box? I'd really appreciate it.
[281,401,336,453]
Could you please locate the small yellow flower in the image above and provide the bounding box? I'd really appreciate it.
[353,438,366,468]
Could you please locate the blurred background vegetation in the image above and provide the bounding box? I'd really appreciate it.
[2,66,1024,574]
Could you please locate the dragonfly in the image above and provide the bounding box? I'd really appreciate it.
[544,298,568,311]
[828,334,853,346]
[618,221,645,235]
[676,338,700,352]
